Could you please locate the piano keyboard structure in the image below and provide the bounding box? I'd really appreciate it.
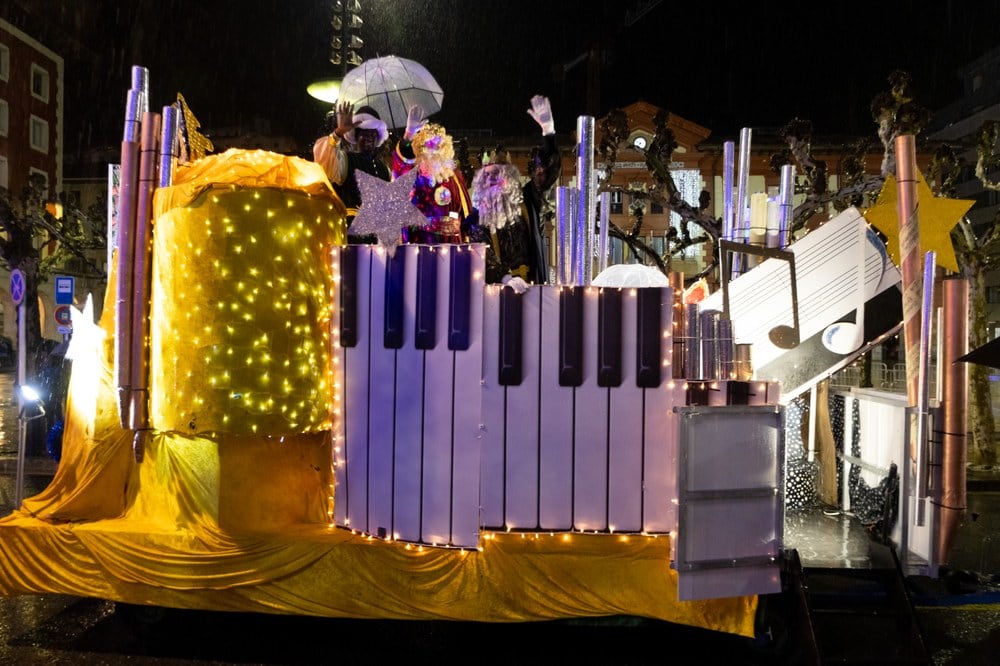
[334,244,779,549]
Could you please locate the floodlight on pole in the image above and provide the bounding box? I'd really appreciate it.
[307,0,364,104]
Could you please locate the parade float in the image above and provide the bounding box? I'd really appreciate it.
[0,65,975,643]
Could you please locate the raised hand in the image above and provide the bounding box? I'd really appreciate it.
[527,95,555,135]
[335,101,355,138]
[405,104,426,140]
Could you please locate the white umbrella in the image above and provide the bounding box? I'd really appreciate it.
[339,56,443,130]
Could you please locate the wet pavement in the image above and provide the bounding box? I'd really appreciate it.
[0,366,998,664]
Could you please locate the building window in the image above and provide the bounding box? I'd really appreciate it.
[0,156,8,190]
[0,44,9,82]
[0,98,7,136]
[987,285,1000,304]
[28,168,48,195]
[611,190,623,215]
[30,115,49,153]
[31,64,50,103]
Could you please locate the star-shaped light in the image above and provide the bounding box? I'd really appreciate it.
[863,170,974,273]
[351,169,428,256]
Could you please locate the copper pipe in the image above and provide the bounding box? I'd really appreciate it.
[115,88,142,429]
[129,110,161,436]
[937,277,968,563]
[895,135,922,407]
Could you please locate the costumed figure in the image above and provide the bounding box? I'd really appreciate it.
[392,105,471,243]
[463,151,539,292]
[313,102,390,237]
[522,95,561,282]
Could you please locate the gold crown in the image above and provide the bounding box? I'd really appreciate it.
[481,146,511,166]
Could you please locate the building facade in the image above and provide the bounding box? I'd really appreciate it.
[0,17,63,199]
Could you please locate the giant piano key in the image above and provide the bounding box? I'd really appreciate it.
[448,246,472,351]
[597,288,623,387]
[636,287,663,388]
[559,287,584,387]
[339,245,359,348]
[383,249,406,349]
[497,287,523,386]
[414,246,437,350]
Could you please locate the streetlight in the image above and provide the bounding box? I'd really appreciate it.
[306,0,364,104]
[15,384,46,507]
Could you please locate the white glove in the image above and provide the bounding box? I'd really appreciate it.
[404,105,426,140]
[502,276,529,295]
[527,95,555,136]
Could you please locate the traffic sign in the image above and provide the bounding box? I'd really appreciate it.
[9,269,24,306]
[55,275,75,305]
[54,305,73,327]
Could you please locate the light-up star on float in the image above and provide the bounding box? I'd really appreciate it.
[862,170,974,273]
[351,169,428,256]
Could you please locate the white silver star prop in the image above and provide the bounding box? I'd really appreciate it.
[352,169,428,256]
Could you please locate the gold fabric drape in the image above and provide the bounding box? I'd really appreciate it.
[0,149,756,637]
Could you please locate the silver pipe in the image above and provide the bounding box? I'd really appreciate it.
[914,250,936,526]
[556,186,577,285]
[158,104,179,188]
[684,303,701,379]
[575,115,596,285]
[778,164,795,248]
[722,141,735,243]
[733,128,752,277]
[598,190,611,274]
[131,65,149,116]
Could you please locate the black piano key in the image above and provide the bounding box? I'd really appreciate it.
[559,287,584,387]
[383,249,406,349]
[414,247,437,350]
[597,288,623,387]
[448,247,472,351]
[339,246,358,348]
[635,288,662,388]
[727,380,751,405]
[497,287,523,386]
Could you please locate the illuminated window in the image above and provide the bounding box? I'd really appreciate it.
[30,115,48,152]
[0,98,7,136]
[0,44,8,82]
[31,64,49,103]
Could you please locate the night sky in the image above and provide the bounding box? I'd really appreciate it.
[18,0,1000,159]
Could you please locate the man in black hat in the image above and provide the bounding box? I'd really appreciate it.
[313,101,391,232]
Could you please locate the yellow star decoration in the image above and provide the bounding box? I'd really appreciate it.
[863,171,974,273]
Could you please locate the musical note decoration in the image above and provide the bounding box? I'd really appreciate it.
[719,240,801,350]
[863,171,973,273]
[352,169,428,257]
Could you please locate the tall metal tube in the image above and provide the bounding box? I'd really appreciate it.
[115,84,143,429]
[158,104,179,188]
[555,186,577,285]
[914,251,936,526]
[575,116,596,285]
[129,111,161,435]
[722,141,735,243]
[895,134,922,407]
[937,277,968,562]
[733,128,752,277]
[597,190,610,274]
[777,164,795,248]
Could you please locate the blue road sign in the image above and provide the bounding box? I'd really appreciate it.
[55,275,75,305]
[9,269,24,306]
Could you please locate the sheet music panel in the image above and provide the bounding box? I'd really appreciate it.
[480,285,682,535]
[333,244,485,548]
